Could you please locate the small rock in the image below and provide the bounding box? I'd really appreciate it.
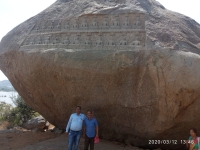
[22,116,46,131]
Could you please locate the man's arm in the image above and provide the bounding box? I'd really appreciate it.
[83,126,86,136]
[66,114,72,133]
[83,114,87,120]
[82,119,86,137]
[95,119,99,137]
[95,126,99,137]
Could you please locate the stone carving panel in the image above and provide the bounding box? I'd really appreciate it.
[43,35,50,44]
[80,33,91,46]
[104,33,115,46]
[55,20,61,31]
[80,17,88,30]
[86,33,100,48]
[31,13,145,32]
[52,36,60,44]
[119,38,127,46]
[22,13,146,50]
[134,17,141,27]
[71,19,79,30]
[61,19,70,31]
[61,34,70,45]
[22,32,145,49]
[122,16,130,29]
[127,31,146,47]
[35,36,42,45]
[101,16,109,29]
[47,21,54,31]
[110,15,120,29]
[90,16,99,29]
[84,35,91,45]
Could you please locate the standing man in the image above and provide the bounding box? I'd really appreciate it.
[66,106,86,150]
[83,110,99,150]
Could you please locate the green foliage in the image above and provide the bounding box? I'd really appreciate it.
[0,102,13,122]
[3,95,39,126]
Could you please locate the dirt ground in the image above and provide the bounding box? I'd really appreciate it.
[0,130,146,150]
[0,121,160,150]
[0,129,59,150]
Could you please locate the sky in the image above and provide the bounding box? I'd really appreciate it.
[0,0,200,81]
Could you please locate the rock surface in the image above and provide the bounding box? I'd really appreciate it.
[22,116,46,131]
[0,0,200,149]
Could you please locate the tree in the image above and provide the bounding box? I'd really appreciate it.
[4,95,38,126]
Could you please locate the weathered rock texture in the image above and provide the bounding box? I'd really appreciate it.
[22,116,46,131]
[0,0,200,149]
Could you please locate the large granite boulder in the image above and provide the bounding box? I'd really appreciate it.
[0,0,200,149]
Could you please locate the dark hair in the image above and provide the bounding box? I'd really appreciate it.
[76,106,81,110]
[87,110,92,114]
[190,128,197,134]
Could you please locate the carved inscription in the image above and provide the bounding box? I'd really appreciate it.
[111,16,120,29]
[31,13,145,32]
[91,17,98,29]
[22,13,146,50]
[44,35,50,44]
[81,17,88,29]
[122,16,130,28]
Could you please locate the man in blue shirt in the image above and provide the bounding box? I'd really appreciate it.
[83,110,99,150]
[66,106,86,150]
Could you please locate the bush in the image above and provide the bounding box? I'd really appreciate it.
[3,95,39,126]
[0,102,13,121]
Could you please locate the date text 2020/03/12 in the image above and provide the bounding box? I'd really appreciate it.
[148,140,193,145]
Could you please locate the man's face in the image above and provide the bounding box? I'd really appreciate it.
[87,111,92,119]
[76,107,81,114]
